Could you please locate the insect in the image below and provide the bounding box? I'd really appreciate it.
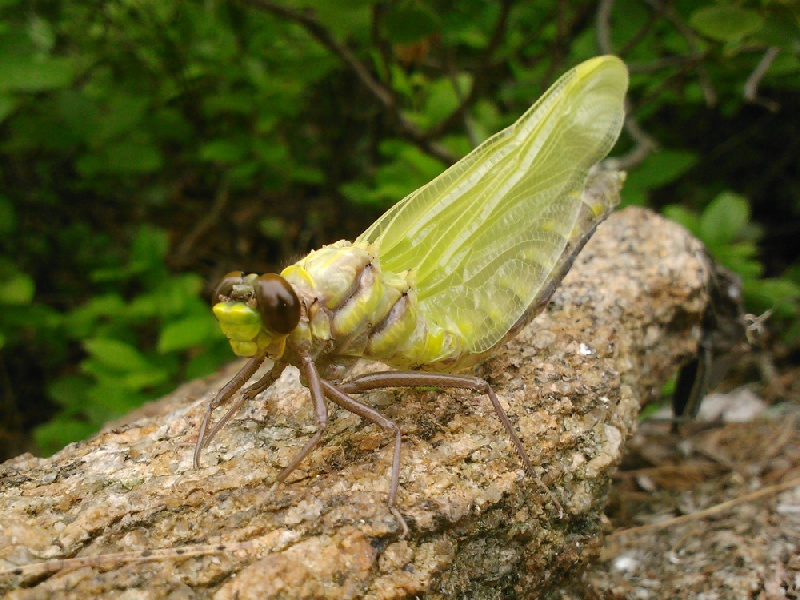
[195,55,628,535]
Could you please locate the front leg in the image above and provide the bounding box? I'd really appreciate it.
[194,352,284,468]
[272,358,409,536]
[273,351,329,485]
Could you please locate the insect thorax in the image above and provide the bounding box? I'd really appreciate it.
[281,241,470,375]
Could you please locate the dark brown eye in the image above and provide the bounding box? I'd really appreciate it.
[212,271,244,305]
[254,274,300,334]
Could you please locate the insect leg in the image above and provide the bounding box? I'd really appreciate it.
[273,352,329,486]
[319,379,407,537]
[338,371,563,518]
[193,352,281,468]
[201,360,288,453]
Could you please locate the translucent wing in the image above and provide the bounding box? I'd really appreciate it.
[357,56,628,354]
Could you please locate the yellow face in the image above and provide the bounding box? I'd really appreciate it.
[211,272,300,358]
[213,302,270,357]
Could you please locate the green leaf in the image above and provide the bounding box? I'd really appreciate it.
[754,6,800,48]
[89,93,151,146]
[0,93,17,123]
[636,150,699,187]
[259,216,286,240]
[663,205,700,236]
[28,16,55,52]
[131,226,169,265]
[147,274,205,318]
[0,56,76,92]
[689,6,764,43]
[421,76,472,127]
[122,368,170,390]
[90,266,135,283]
[440,7,493,49]
[158,315,215,352]
[48,375,91,412]
[77,137,163,176]
[0,0,22,9]
[199,139,247,163]
[744,277,800,318]
[384,3,441,44]
[84,338,152,372]
[713,243,763,280]
[228,161,260,187]
[66,295,127,337]
[185,345,229,380]
[396,141,447,178]
[252,138,289,164]
[86,382,145,419]
[34,418,97,457]
[203,92,258,117]
[127,294,161,319]
[312,1,373,38]
[699,192,750,247]
[0,194,14,235]
[289,164,325,185]
[108,139,164,174]
[90,227,169,283]
[0,272,34,305]
[622,150,698,205]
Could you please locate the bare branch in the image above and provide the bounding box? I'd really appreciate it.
[244,0,392,107]
[607,99,659,171]
[170,183,230,269]
[423,0,513,141]
[629,54,703,72]
[596,0,615,54]
[242,0,456,163]
[370,2,395,97]
[744,47,780,112]
[641,0,716,106]
[443,45,481,147]
[619,2,661,55]
[608,474,800,540]
[596,0,658,171]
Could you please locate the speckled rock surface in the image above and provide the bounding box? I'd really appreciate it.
[0,208,710,598]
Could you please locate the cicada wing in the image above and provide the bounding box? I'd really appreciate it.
[357,56,628,354]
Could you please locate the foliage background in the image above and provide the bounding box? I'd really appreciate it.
[1,0,798,459]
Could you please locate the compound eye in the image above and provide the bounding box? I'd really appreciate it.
[254,274,300,334]
[212,271,244,304]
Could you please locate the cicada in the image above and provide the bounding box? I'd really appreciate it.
[195,56,628,534]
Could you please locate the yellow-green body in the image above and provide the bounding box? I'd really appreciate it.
[213,56,628,380]
[214,240,460,375]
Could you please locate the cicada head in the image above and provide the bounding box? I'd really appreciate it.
[211,271,301,358]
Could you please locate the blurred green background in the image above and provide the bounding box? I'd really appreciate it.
[1,0,798,459]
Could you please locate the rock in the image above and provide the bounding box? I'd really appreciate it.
[697,387,767,422]
[0,207,710,598]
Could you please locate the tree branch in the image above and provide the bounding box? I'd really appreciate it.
[241,0,456,164]
[423,0,513,141]
[641,0,716,106]
[596,0,659,171]
[743,47,780,111]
